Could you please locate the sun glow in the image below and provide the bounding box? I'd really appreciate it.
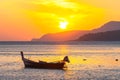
[59,21,68,29]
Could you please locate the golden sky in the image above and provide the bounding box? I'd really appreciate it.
[0,0,120,41]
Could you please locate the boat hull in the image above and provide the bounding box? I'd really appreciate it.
[23,59,65,69]
[20,51,68,69]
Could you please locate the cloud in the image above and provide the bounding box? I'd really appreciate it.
[22,0,94,20]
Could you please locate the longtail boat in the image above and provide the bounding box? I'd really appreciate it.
[20,51,70,69]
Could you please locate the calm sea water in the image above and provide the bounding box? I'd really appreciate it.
[0,41,120,80]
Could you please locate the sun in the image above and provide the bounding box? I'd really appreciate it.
[59,21,68,29]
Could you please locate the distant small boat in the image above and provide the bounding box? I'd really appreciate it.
[20,51,70,69]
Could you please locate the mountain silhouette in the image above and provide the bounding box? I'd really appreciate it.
[92,21,120,33]
[32,30,89,42]
[77,30,120,41]
[32,21,120,42]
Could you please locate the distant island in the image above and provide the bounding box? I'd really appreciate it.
[32,21,120,42]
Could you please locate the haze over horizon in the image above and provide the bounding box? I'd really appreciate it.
[0,0,120,41]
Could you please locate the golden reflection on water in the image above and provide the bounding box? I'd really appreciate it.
[56,45,69,55]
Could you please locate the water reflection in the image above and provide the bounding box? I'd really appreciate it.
[56,45,69,55]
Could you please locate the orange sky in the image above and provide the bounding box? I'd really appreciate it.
[0,0,120,41]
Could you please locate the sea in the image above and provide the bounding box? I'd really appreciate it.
[0,41,120,80]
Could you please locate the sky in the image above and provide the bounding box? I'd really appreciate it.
[0,0,120,41]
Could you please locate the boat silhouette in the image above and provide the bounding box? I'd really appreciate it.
[20,51,70,69]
